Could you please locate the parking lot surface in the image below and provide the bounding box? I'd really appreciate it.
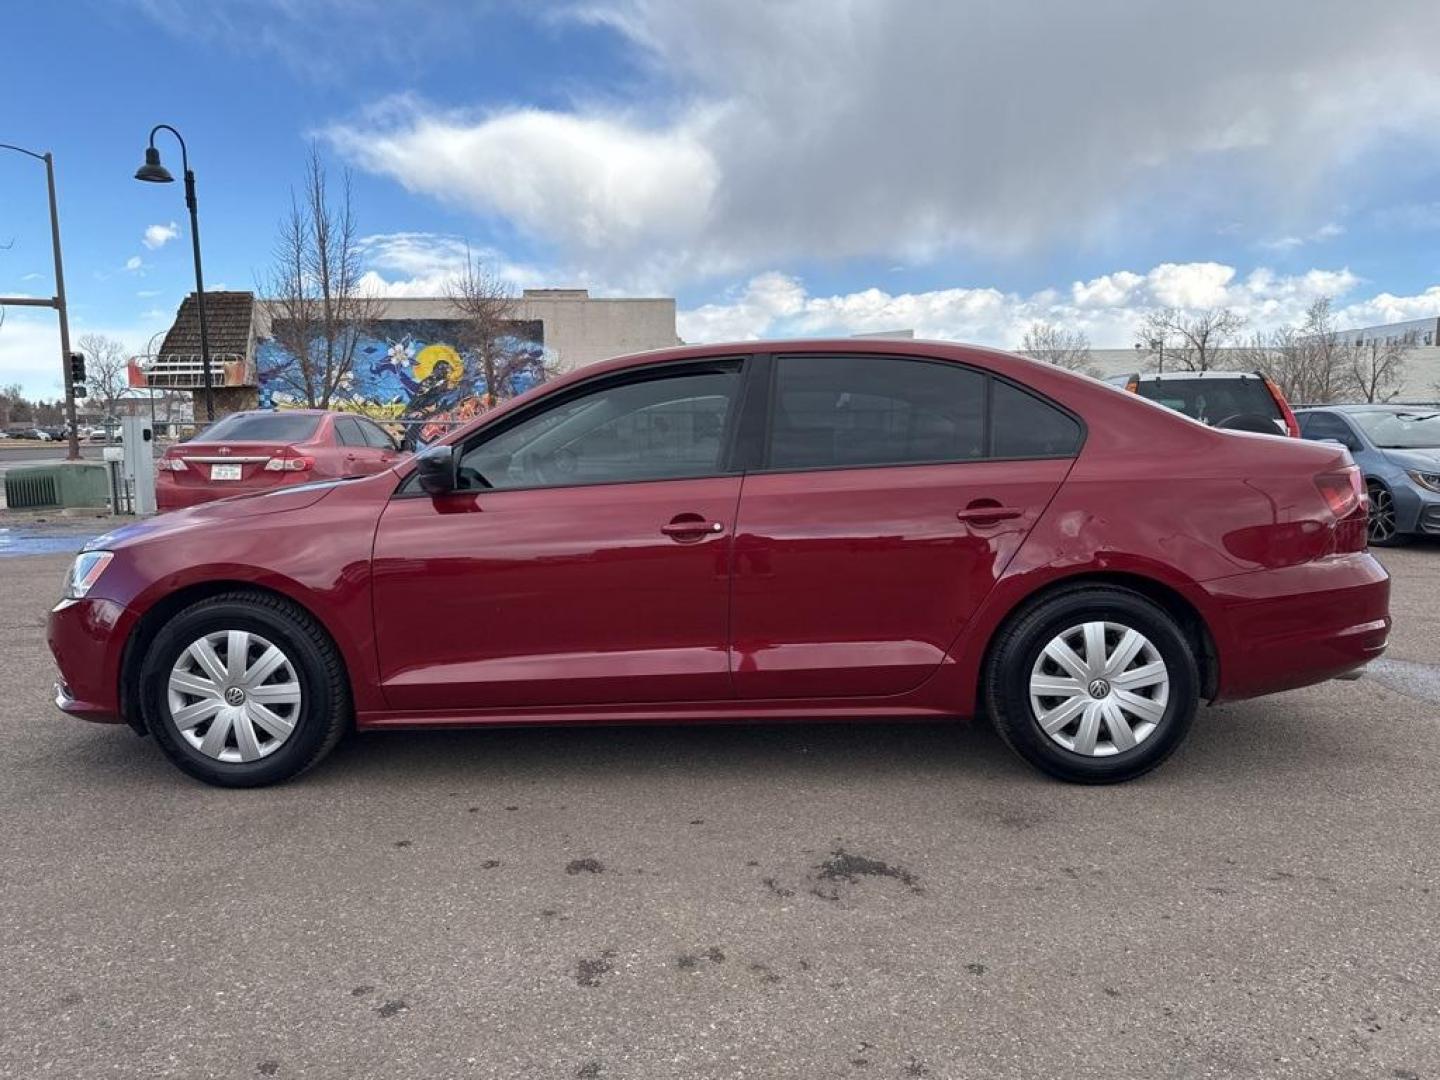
[1,542,1438,1079]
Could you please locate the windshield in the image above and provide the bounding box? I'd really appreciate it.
[1133,377,1280,425]
[196,413,321,443]
[1348,410,1440,450]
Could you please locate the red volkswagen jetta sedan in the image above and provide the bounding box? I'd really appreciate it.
[49,340,1389,787]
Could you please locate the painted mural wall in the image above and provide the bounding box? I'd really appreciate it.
[256,318,554,441]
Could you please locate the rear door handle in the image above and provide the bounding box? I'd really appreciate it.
[956,506,1023,523]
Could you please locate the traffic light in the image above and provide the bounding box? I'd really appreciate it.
[68,351,86,386]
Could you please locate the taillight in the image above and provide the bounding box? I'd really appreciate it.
[264,453,313,473]
[1262,375,1300,437]
[1315,465,1364,518]
[1315,464,1368,553]
[156,456,188,472]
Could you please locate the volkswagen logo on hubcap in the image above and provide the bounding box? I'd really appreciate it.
[1087,678,1111,699]
[224,686,246,706]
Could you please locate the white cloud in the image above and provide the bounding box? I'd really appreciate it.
[327,102,718,270]
[0,310,166,399]
[123,256,144,272]
[322,1,1440,282]
[142,222,180,249]
[676,260,1378,349]
[353,232,546,297]
[1258,221,1347,251]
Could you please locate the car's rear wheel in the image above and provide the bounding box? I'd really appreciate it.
[139,591,350,787]
[984,586,1199,783]
[1366,481,1409,547]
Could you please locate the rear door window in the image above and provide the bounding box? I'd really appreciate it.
[358,419,396,450]
[333,417,366,447]
[768,355,987,469]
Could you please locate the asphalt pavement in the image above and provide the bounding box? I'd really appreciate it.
[0,540,1437,1079]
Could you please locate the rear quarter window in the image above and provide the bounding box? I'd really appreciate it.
[991,381,1082,458]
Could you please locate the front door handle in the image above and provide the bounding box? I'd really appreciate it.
[956,504,1023,524]
[661,516,725,541]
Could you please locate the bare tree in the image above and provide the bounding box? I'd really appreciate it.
[261,147,379,408]
[1292,298,1350,404]
[1347,339,1408,403]
[445,246,553,406]
[77,332,130,422]
[1222,299,1358,404]
[1018,321,1098,376]
[1136,307,1246,372]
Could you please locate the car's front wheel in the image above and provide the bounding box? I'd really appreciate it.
[984,586,1200,783]
[138,591,350,787]
[1366,481,1409,547]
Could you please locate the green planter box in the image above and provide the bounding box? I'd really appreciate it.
[3,463,111,510]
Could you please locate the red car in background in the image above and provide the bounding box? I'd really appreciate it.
[50,340,1388,788]
[156,410,405,511]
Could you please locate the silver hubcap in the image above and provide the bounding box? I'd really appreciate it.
[167,630,302,763]
[1029,621,1169,757]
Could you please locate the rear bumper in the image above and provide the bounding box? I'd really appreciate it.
[156,474,301,511]
[1202,552,1390,700]
[47,597,135,724]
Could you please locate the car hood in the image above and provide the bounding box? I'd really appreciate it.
[83,479,355,553]
[1381,448,1440,473]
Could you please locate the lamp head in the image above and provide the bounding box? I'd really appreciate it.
[134,146,174,183]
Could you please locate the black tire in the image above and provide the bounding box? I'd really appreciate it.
[984,586,1199,784]
[1366,481,1410,548]
[138,591,351,787]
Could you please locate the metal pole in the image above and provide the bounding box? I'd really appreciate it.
[43,153,81,460]
[183,168,215,421]
[0,144,80,460]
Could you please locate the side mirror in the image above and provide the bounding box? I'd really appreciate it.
[414,445,457,495]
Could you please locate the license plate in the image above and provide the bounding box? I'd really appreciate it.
[210,464,243,481]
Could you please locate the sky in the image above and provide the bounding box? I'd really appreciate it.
[4,0,1440,398]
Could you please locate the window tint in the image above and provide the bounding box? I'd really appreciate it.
[358,419,395,450]
[991,381,1082,457]
[333,416,365,447]
[199,412,320,442]
[1133,377,1280,424]
[459,364,740,490]
[1300,412,1360,449]
[768,356,986,469]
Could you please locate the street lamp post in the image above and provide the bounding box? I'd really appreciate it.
[0,143,81,460]
[1134,336,1165,374]
[134,125,215,421]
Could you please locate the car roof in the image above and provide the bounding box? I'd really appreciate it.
[1295,403,1437,413]
[1129,370,1262,380]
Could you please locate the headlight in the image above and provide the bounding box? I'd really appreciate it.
[64,551,114,600]
[1408,470,1440,494]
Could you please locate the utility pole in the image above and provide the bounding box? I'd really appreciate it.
[1,144,81,460]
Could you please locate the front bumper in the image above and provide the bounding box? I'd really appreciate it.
[47,597,136,724]
[1392,481,1440,536]
[1203,551,1390,700]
